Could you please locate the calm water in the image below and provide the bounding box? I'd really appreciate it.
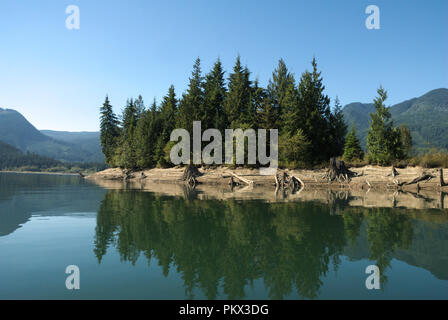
[0,172,447,300]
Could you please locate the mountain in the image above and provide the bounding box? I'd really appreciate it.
[40,130,103,162]
[342,88,448,151]
[0,108,104,162]
[0,140,61,170]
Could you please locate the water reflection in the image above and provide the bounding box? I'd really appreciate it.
[94,189,445,299]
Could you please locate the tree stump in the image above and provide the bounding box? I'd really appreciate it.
[182,165,201,186]
[323,158,354,182]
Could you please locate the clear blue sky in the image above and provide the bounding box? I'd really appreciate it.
[0,0,447,131]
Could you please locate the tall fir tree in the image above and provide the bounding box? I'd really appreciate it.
[135,99,160,169]
[203,58,226,131]
[99,95,120,165]
[283,57,332,163]
[176,58,204,134]
[154,85,178,165]
[120,98,141,168]
[224,56,253,128]
[366,86,399,164]
[328,97,347,157]
[267,59,296,129]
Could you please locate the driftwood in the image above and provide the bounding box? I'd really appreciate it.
[322,158,355,182]
[394,173,435,187]
[228,172,253,186]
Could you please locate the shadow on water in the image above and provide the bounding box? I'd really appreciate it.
[94,187,448,299]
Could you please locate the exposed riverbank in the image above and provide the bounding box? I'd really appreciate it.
[85,166,448,210]
[86,165,448,191]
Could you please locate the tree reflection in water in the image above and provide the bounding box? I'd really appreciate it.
[94,189,414,299]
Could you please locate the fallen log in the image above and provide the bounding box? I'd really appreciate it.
[229,172,254,186]
[394,173,435,187]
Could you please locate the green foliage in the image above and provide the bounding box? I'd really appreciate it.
[343,124,363,161]
[224,56,253,128]
[366,87,413,165]
[366,87,399,164]
[100,95,120,164]
[104,56,352,169]
[279,129,310,167]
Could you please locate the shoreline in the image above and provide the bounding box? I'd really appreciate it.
[86,165,448,192]
[0,170,81,176]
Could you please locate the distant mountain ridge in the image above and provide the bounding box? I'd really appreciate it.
[0,108,103,162]
[342,88,448,151]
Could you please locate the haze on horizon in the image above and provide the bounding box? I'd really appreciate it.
[0,0,447,132]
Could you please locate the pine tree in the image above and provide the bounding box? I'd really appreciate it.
[366,86,398,164]
[176,58,204,134]
[328,97,347,157]
[283,57,332,163]
[267,59,296,128]
[224,56,252,128]
[120,98,141,168]
[135,99,160,169]
[154,85,178,166]
[99,95,120,165]
[203,58,226,131]
[343,124,363,161]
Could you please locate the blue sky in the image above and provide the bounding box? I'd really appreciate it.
[0,0,447,131]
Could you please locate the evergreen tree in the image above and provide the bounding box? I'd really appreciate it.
[120,98,141,168]
[203,58,226,131]
[328,97,347,157]
[267,59,296,128]
[366,86,398,164]
[176,58,204,134]
[224,56,252,128]
[100,95,120,165]
[135,100,160,169]
[343,124,363,161]
[283,57,332,163]
[154,86,178,166]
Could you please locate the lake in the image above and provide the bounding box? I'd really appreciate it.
[0,172,447,299]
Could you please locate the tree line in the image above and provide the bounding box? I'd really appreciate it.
[100,56,412,169]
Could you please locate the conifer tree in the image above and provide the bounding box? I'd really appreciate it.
[267,59,296,128]
[366,86,398,164]
[176,58,204,134]
[283,57,331,163]
[328,97,347,157]
[99,95,120,165]
[154,86,177,165]
[343,124,363,161]
[203,58,226,131]
[224,56,252,128]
